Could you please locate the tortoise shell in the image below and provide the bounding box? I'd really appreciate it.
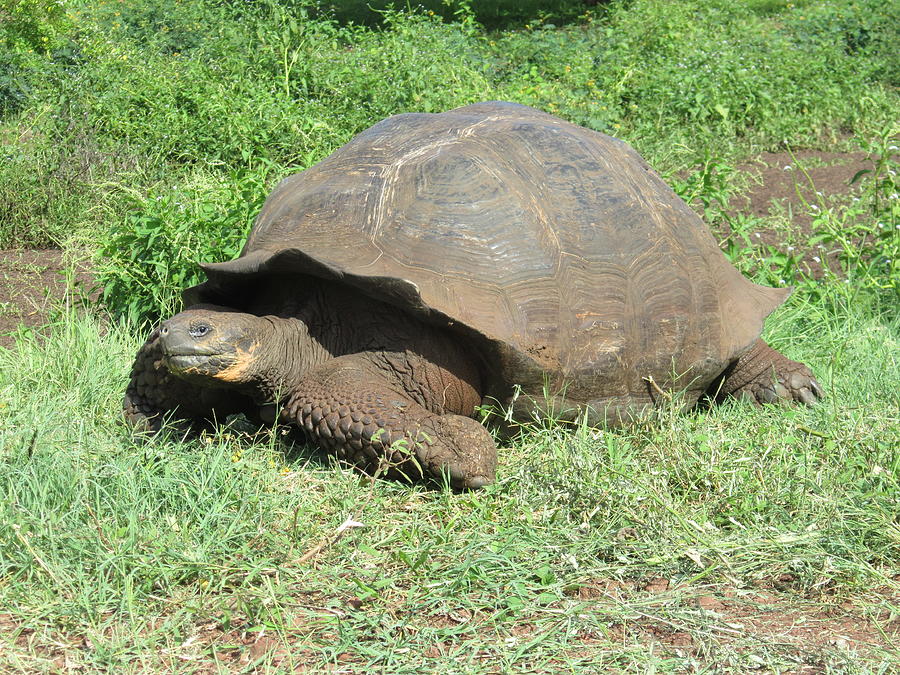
[188,101,788,424]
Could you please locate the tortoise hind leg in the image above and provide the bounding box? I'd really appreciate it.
[282,355,497,490]
[711,338,824,406]
[125,324,253,433]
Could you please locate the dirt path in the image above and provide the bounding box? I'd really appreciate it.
[0,249,95,348]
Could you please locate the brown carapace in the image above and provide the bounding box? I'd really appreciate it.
[124,102,823,489]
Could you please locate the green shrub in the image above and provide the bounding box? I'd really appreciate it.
[0,109,136,248]
[0,51,29,116]
[0,0,71,54]
[488,0,898,162]
[97,168,272,323]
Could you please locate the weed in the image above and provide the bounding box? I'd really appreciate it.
[809,126,900,293]
[96,166,272,323]
[1,0,899,670]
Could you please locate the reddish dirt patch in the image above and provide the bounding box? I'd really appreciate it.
[726,150,876,279]
[0,249,95,348]
[640,587,896,664]
[734,150,871,226]
[577,578,900,668]
[4,581,897,671]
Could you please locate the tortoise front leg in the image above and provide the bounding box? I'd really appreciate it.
[282,355,497,490]
[124,324,253,433]
[713,338,824,406]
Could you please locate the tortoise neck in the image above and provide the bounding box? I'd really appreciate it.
[247,314,332,403]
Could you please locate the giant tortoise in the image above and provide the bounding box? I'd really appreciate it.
[124,101,823,489]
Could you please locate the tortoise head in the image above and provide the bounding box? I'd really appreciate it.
[158,308,271,386]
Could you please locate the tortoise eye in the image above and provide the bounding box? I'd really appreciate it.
[189,324,210,338]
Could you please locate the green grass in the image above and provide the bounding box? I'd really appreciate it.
[1,0,898,670]
[1,281,897,671]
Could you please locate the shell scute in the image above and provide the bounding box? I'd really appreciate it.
[191,102,788,422]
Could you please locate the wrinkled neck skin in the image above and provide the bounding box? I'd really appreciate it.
[206,275,482,414]
[225,278,373,403]
[241,314,331,403]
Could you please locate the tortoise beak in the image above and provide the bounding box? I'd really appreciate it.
[158,320,232,376]
[158,322,221,358]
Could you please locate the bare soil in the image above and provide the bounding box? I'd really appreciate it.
[733,150,870,227]
[0,249,95,348]
[726,149,874,280]
[2,580,898,671]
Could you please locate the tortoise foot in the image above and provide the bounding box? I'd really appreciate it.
[414,414,497,490]
[286,356,497,490]
[717,339,824,407]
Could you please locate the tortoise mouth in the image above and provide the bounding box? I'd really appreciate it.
[163,352,234,376]
[163,348,223,359]
[159,334,230,372]
[164,352,207,365]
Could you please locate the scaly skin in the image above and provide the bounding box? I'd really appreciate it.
[124,299,496,489]
[714,338,824,405]
[283,355,496,489]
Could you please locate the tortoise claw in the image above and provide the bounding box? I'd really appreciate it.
[783,369,824,406]
[721,340,824,408]
[756,386,779,404]
[797,387,817,406]
[809,378,825,400]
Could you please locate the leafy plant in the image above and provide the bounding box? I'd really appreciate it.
[0,0,71,54]
[807,126,900,293]
[668,152,739,221]
[97,168,272,323]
